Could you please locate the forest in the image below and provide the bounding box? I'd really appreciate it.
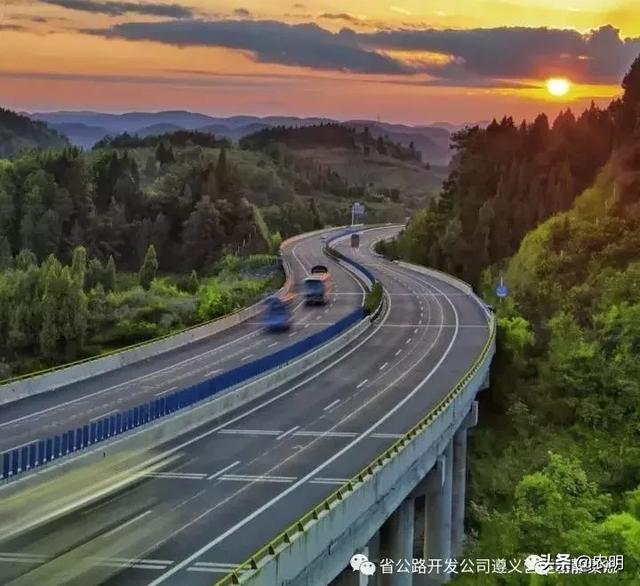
[0,115,432,378]
[383,55,640,582]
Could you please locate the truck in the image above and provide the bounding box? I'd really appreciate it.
[303,265,333,305]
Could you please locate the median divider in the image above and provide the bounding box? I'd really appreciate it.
[0,231,383,485]
[214,262,496,586]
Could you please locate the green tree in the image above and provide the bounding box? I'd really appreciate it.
[309,197,323,229]
[15,249,37,271]
[0,237,12,270]
[187,270,199,294]
[139,244,158,290]
[215,147,229,193]
[104,255,116,292]
[182,196,223,269]
[86,257,104,291]
[70,245,87,288]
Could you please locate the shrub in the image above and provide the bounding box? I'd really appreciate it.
[363,282,383,315]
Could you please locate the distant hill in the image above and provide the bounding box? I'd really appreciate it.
[29,110,455,163]
[135,123,183,138]
[49,122,109,149]
[345,120,451,165]
[240,122,446,200]
[0,108,68,157]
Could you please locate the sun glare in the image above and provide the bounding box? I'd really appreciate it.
[546,78,571,97]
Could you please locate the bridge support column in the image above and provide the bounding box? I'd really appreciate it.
[452,401,478,557]
[424,442,453,583]
[380,498,415,586]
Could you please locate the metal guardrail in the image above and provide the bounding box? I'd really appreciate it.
[0,230,374,483]
[214,297,496,585]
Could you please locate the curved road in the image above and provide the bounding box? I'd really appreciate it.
[0,228,364,454]
[0,227,491,586]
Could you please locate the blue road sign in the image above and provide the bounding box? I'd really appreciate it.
[496,284,509,298]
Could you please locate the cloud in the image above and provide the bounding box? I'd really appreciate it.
[84,18,640,86]
[40,0,194,18]
[320,13,360,23]
[357,25,640,83]
[88,19,411,74]
[232,8,251,18]
[0,24,26,31]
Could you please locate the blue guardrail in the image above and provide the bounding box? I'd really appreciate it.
[1,231,373,482]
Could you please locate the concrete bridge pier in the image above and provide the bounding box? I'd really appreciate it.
[380,498,415,586]
[451,401,478,557]
[331,400,481,586]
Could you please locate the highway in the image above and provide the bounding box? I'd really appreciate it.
[0,227,492,586]
[0,228,364,454]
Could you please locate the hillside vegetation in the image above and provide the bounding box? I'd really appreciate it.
[0,108,68,158]
[385,54,640,582]
[0,117,436,377]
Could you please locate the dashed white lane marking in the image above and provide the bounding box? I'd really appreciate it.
[308,478,351,485]
[145,472,208,479]
[379,362,389,370]
[204,368,222,378]
[406,338,412,344]
[89,409,118,422]
[414,328,419,334]
[267,341,278,348]
[207,460,241,480]
[395,349,402,356]
[356,379,368,389]
[288,332,297,337]
[218,428,282,436]
[187,562,242,574]
[221,474,295,484]
[171,489,206,512]
[239,354,254,362]
[276,426,300,441]
[0,552,173,571]
[323,399,341,411]
[155,386,178,397]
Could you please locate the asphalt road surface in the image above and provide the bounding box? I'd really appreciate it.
[0,228,364,454]
[0,227,491,586]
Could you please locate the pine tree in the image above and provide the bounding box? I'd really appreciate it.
[309,198,323,229]
[216,147,229,193]
[104,255,116,292]
[15,249,37,271]
[0,237,12,270]
[70,246,87,288]
[182,196,223,269]
[187,270,199,294]
[86,257,104,290]
[139,244,158,290]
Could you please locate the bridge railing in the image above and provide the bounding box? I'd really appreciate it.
[0,229,376,483]
[215,265,496,586]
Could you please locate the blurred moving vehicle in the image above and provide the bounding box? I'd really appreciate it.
[304,265,333,305]
[263,293,294,331]
[350,232,360,248]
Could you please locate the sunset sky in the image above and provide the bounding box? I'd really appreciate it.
[1,0,639,123]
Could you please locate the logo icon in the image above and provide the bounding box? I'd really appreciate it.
[350,553,377,576]
[524,554,551,575]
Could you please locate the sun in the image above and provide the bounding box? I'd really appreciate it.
[546,78,571,97]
